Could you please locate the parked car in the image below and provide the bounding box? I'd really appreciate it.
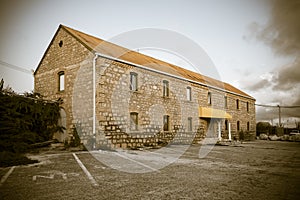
[289,130,300,135]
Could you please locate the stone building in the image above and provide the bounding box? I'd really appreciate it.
[34,25,256,149]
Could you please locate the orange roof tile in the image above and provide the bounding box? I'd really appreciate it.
[62,25,254,99]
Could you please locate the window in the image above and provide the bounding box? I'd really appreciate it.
[130,112,138,131]
[208,92,212,105]
[163,80,169,97]
[224,96,228,108]
[58,71,65,91]
[225,119,228,130]
[237,121,240,131]
[130,72,138,91]
[187,87,192,101]
[188,117,193,132]
[163,115,170,131]
[246,102,249,112]
[247,122,250,131]
[236,99,239,110]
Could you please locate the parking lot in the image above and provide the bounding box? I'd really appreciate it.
[0,140,299,200]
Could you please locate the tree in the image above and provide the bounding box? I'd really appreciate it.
[256,122,272,136]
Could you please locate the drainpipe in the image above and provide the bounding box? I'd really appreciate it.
[92,54,99,149]
[218,121,221,141]
[228,122,231,141]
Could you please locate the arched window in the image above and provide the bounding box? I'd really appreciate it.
[58,71,65,91]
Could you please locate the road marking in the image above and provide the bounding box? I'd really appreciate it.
[0,166,15,187]
[72,153,99,187]
[33,171,67,181]
[114,152,160,173]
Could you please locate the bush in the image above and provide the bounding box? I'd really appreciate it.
[0,91,63,153]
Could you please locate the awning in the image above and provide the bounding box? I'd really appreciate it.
[199,107,232,119]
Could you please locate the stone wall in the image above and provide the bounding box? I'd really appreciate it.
[34,27,256,147]
[34,27,93,142]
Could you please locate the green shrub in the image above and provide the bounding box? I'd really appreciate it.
[0,91,63,153]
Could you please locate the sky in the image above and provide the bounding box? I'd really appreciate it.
[0,0,299,125]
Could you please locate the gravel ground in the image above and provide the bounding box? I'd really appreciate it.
[0,140,299,200]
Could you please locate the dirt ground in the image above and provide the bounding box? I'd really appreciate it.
[0,140,299,200]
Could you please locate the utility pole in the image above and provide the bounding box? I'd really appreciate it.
[278,105,281,127]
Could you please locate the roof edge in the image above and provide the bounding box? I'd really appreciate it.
[34,24,64,75]
[94,52,256,101]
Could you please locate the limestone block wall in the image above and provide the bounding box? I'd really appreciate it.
[34,27,256,146]
[34,28,93,141]
[92,58,200,148]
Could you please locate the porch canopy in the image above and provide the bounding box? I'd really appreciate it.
[199,107,232,119]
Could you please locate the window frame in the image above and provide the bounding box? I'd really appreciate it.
[224,96,228,108]
[130,72,138,91]
[163,80,169,97]
[58,71,65,92]
[187,117,193,132]
[236,99,239,110]
[208,92,212,105]
[225,119,228,130]
[130,112,138,131]
[163,115,170,132]
[186,86,192,101]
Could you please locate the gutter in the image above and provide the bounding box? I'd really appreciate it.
[94,52,255,101]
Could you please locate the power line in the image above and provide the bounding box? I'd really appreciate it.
[255,104,300,108]
[0,60,33,75]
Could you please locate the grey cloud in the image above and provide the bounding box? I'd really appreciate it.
[272,59,300,91]
[257,0,300,56]
[246,78,272,91]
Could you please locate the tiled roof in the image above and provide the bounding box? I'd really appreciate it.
[62,25,254,99]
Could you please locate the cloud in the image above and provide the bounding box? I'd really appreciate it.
[246,78,271,91]
[272,58,300,91]
[248,0,300,121]
[257,0,300,56]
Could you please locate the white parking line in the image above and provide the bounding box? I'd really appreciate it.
[72,153,99,187]
[0,166,15,187]
[114,151,160,173]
